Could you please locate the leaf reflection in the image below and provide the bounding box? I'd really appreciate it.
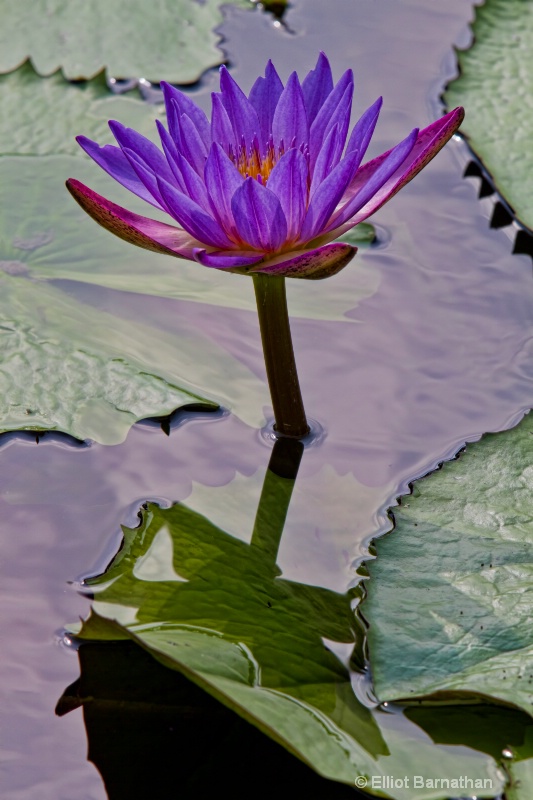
[61,437,504,795]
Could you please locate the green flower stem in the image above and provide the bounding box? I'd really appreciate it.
[253,273,310,439]
[250,436,304,569]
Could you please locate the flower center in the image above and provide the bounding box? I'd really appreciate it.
[229,137,285,185]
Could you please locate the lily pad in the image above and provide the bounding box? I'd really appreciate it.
[445,0,533,232]
[75,468,504,796]
[0,0,251,83]
[364,410,533,721]
[0,154,274,442]
[0,276,214,444]
[0,62,165,156]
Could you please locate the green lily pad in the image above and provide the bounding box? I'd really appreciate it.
[0,0,251,83]
[0,154,274,442]
[364,411,533,722]
[0,62,165,156]
[0,276,214,443]
[74,467,504,796]
[445,0,533,231]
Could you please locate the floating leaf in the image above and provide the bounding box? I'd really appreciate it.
[364,411,533,724]
[0,274,221,444]
[75,466,504,796]
[445,0,533,231]
[0,154,273,442]
[0,0,251,83]
[0,62,163,156]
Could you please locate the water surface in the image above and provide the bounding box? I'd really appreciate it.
[1,0,532,796]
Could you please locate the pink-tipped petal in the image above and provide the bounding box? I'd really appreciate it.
[193,248,264,269]
[66,179,200,260]
[326,128,418,233]
[254,242,356,280]
[334,107,465,233]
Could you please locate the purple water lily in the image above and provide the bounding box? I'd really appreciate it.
[67,53,464,280]
[68,54,463,438]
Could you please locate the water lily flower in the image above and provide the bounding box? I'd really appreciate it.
[67,53,464,281]
[68,54,463,438]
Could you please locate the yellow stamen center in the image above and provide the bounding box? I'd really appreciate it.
[231,140,284,185]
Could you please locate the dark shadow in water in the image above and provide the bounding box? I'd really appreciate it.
[56,640,364,800]
[463,151,533,257]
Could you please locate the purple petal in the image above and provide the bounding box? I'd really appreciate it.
[345,96,383,163]
[156,119,189,192]
[219,66,261,148]
[302,52,334,125]
[121,147,172,212]
[328,110,465,235]
[249,60,284,147]
[255,242,356,279]
[157,176,234,249]
[325,128,418,231]
[231,177,288,251]
[211,92,236,152]
[272,71,309,149]
[108,120,174,184]
[309,123,342,197]
[76,136,163,209]
[160,82,211,150]
[176,109,209,175]
[193,248,264,269]
[340,108,465,230]
[309,69,353,167]
[156,122,211,215]
[266,148,308,242]
[162,90,183,149]
[299,148,361,242]
[204,143,244,236]
[168,144,212,214]
[66,179,199,260]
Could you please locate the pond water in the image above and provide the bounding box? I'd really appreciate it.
[2,0,532,797]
